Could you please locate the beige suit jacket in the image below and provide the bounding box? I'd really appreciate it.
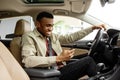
[21,27,93,68]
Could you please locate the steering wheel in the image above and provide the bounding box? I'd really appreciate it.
[88,29,104,57]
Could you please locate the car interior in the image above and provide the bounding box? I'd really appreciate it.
[0,0,120,80]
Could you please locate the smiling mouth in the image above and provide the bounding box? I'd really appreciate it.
[46,32,52,35]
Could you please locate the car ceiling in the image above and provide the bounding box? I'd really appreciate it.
[0,0,92,21]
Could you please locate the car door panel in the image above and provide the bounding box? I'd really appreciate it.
[61,40,93,56]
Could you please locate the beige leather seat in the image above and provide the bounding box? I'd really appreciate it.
[0,41,30,80]
[9,19,61,80]
[10,19,32,66]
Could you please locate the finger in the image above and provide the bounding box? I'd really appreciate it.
[69,53,74,58]
[69,54,74,58]
[69,49,75,53]
[100,24,106,30]
[71,55,74,58]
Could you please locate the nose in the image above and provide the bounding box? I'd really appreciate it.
[48,27,53,31]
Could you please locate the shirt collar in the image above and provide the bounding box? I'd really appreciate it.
[33,28,44,38]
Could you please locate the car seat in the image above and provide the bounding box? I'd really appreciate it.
[10,19,32,66]
[9,19,60,80]
[0,41,30,80]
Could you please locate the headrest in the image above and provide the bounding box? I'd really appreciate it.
[14,19,31,36]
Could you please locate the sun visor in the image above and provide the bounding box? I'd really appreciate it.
[70,0,92,13]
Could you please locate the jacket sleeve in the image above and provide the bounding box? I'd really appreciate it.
[58,27,93,44]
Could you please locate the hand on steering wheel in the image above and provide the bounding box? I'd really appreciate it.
[88,29,104,57]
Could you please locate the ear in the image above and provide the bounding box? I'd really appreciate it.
[35,21,40,27]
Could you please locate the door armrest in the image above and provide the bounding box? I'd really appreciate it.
[24,68,61,78]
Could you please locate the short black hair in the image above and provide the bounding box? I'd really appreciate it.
[36,11,54,21]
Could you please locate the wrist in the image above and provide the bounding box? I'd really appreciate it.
[56,56,62,62]
[92,26,96,30]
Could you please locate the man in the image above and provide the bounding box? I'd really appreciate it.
[21,11,106,80]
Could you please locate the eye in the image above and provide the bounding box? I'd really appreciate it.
[46,24,54,27]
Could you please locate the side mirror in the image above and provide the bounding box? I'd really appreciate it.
[100,0,115,7]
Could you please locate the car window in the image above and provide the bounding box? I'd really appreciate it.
[0,15,98,41]
[24,0,64,4]
[87,0,120,29]
[53,15,98,40]
[0,16,34,39]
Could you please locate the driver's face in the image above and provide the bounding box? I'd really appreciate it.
[36,17,54,37]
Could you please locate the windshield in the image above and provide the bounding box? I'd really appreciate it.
[87,0,120,29]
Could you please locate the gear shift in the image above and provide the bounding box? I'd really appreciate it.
[97,63,105,73]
